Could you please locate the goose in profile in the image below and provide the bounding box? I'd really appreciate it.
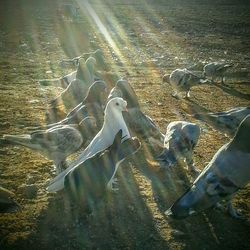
[203,62,233,84]
[3,124,86,173]
[108,79,164,143]
[163,68,210,99]
[192,107,250,136]
[47,97,131,192]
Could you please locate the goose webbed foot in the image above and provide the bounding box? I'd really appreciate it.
[107,177,119,192]
[186,160,200,177]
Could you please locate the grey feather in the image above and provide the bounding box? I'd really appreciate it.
[3,125,83,173]
[47,97,131,192]
[193,107,250,136]
[158,121,200,172]
[163,68,210,98]
[166,115,250,219]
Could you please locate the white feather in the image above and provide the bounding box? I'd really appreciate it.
[47,97,130,192]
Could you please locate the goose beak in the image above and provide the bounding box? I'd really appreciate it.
[123,100,128,112]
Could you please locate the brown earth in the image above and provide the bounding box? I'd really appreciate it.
[0,0,250,249]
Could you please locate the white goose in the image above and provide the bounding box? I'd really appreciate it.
[47,97,130,192]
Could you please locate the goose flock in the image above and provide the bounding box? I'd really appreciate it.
[1,49,250,222]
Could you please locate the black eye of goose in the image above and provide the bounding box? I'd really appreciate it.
[116,102,119,106]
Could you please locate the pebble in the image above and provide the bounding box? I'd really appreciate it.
[28,99,40,104]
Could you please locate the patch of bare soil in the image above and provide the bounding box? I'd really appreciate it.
[0,0,250,249]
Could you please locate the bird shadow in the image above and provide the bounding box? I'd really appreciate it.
[212,82,250,101]
[133,145,236,249]
[184,98,211,116]
[23,151,171,249]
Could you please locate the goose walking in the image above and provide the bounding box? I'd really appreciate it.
[203,62,232,84]
[163,68,209,99]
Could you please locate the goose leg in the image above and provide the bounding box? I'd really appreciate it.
[184,90,191,99]
[55,160,68,174]
[107,165,119,192]
[221,76,225,85]
[107,177,119,192]
[186,158,200,177]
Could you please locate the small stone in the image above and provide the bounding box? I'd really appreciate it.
[28,99,40,104]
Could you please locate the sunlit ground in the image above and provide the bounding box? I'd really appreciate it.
[0,0,250,249]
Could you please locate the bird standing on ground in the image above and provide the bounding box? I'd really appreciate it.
[39,49,107,88]
[64,130,141,210]
[38,71,77,88]
[203,62,232,84]
[3,125,85,173]
[38,80,107,130]
[166,115,250,219]
[157,121,200,175]
[192,106,250,136]
[63,80,107,127]
[60,49,109,72]
[47,97,131,192]
[163,68,210,99]
[108,79,164,143]
[49,57,97,110]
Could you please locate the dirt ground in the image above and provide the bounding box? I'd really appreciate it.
[0,0,250,249]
